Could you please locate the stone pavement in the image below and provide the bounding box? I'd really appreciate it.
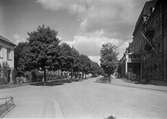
[111,77,167,93]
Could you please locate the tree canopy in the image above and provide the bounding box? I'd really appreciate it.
[14,42,29,71]
[14,25,101,81]
[27,25,60,71]
[17,25,60,82]
[100,43,118,77]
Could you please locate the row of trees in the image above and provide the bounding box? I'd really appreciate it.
[15,25,102,82]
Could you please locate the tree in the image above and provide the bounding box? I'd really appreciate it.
[100,43,118,82]
[79,54,91,79]
[89,61,101,77]
[14,42,29,71]
[14,25,100,82]
[26,25,60,83]
[59,43,93,79]
[59,43,74,72]
[70,47,80,78]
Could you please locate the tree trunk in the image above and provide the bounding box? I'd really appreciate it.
[61,70,63,77]
[71,69,73,79]
[108,74,111,83]
[75,72,77,78]
[77,72,79,79]
[84,73,86,79]
[44,68,46,85]
[82,72,84,79]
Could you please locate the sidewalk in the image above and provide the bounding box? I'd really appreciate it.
[111,78,167,93]
[0,81,46,90]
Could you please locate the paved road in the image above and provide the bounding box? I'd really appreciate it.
[1,77,167,119]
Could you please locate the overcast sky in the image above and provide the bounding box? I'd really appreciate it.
[0,0,146,63]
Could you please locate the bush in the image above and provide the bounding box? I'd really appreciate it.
[16,71,25,77]
[31,70,37,82]
[15,71,26,84]
[98,76,111,83]
[31,70,43,82]
[24,71,32,82]
[16,77,22,84]
[0,77,8,84]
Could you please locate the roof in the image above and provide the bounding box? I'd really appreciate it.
[0,35,16,47]
[133,0,157,36]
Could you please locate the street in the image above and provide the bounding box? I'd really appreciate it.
[1,77,167,119]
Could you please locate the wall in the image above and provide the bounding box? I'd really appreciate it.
[0,41,14,69]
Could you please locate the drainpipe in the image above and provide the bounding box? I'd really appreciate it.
[140,59,142,82]
[125,53,128,78]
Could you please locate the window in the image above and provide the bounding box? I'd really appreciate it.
[143,15,149,23]
[7,48,12,60]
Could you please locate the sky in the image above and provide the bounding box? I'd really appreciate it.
[0,0,146,63]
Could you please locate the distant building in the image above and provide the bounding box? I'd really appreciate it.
[119,43,142,80]
[119,0,167,82]
[0,36,15,84]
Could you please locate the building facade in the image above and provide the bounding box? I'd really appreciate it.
[142,0,167,82]
[119,0,167,82]
[119,44,142,81]
[0,36,15,84]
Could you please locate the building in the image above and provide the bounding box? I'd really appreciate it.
[142,0,167,82]
[0,35,15,84]
[119,43,142,81]
[119,0,167,82]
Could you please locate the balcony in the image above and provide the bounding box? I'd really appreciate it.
[126,53,141,63]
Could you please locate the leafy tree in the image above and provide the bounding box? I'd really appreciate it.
[70,47,80,78]
[100,43,118,81]
[79,54,91,78]
[89,61,101,77]
[14,25,101,82]
[26,25,60,82]
[59,43,74,72]
[59,44,93,79]
[14,42,29,71]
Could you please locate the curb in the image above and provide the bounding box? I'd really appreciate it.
[112,83,167,93]
[96,78,167,93]
[0,104,16,118]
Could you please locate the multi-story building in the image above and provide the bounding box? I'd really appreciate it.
[0,35,15,84]
[119,0,167,82]
[142,0,167,82]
